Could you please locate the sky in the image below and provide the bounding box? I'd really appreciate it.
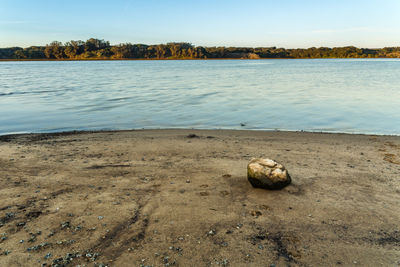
[1,0,400,48]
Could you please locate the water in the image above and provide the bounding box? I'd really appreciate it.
[1,59,399,135]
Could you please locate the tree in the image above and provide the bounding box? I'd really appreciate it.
[155,44,167,59]
[44,41,65,59]
[14,49,26,59]
[64,40,84,58]
[84,38,110,52]
[24,46,46,59]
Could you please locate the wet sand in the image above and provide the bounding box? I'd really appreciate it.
[0,129,399,266]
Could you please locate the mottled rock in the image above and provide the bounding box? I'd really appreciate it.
[247,158,291,190]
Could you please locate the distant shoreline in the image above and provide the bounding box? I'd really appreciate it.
[1,57,398,62]
[1,38,399,60]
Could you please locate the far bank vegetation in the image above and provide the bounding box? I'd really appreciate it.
[1,38,400,60]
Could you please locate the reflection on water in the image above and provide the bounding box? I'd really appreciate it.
[0,59,399,135]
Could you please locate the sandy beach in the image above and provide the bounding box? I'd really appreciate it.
[0,129,399,267]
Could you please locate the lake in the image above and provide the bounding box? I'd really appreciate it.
[0,59,399,135]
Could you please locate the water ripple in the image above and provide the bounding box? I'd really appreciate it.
[0,59,399,135]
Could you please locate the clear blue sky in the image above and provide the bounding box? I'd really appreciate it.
[1,0,400,48]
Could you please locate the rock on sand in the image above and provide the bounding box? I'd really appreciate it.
[247,158,291,190]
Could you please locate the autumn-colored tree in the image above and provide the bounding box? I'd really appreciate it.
[44,41,65,59]
[64,40,84,58]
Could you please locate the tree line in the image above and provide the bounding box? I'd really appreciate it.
[1,38,400,60]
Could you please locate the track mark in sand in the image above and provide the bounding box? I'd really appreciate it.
[362,230,400,247]
[380,141,400,165]
[377,231,400,246]
[0,187,74,230]
[86,164,131,169]
[0,212,16,226]
[91,206,141,251]
[0,206,12,211]
[383,153,400,165]
[384,141,400,149]
[25,210,42,218]
[50,187,74,198]
[90,205,149,261]
[89,188,157,262]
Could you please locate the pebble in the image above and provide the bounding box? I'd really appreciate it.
[219,259,229,266]
[1,234,7,241]
[207,230,216,236]
[5,212,15,219]
[44,253,52,259]
[61,221,70,229]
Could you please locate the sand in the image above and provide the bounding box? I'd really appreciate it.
[0,129,399,267]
